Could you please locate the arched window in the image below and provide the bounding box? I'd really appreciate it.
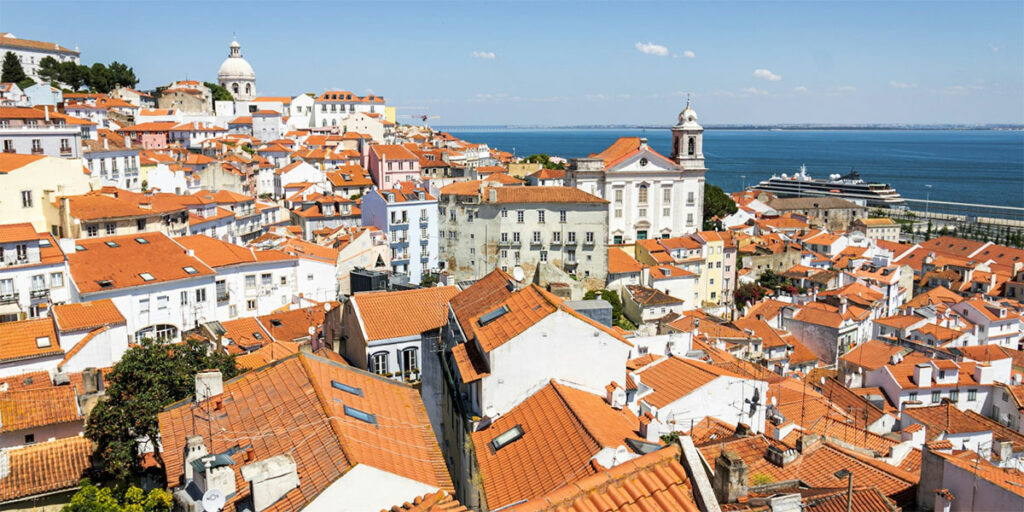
[638,184,648,204]
[401,347,419,374]
[688,137,695,156]
[232,83,239,94]
[369,352,389,375]
[134,324,179,342]
[322,119,327,127]
[245,83,251,95]
[673,137,680,157]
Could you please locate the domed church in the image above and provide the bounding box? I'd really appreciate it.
[217,38,255,101]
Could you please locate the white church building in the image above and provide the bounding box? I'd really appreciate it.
[217,38,256,101]
[567,101,707,244]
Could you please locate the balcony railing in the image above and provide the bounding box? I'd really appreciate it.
[0,292,18,304]
[60,147,73,155]
[29,289,48,300]
[217,292,230,302]
[31,147,44,154]
[2,147,14,153]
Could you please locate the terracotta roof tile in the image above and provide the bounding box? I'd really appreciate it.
[68,232,215,294]
[52,299,126,332]
[384,491,468,512]
[0,386,81,432]
[159,353,451,512]
[0,318,61,363]
[0,436,92,501]
[351,287,459,341]
[472,381,643,509]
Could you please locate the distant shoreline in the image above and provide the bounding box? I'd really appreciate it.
[439,125,1024,131]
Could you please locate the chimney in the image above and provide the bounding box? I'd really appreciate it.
[82,367,103,394]
[241,454,300,512]
[103,137,109,150]
[183,435,208,481]
[194,454,237,498]
[997,440,1013,462]
[765,444,799,467]
[713,452,749,503]
[974,363,994,385]
[914,363,933,387]
[605,382,626,410]
[488,188,497,203]
[44,105,50,121]
[839,296,848,315]
[796,434,821,454]
[195,369,223,402]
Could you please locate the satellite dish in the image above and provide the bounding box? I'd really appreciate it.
[307,326,316,336]
[770,396,777,407]
[202,489,225,512]
[512,266,525,282]
[324,303,331,312]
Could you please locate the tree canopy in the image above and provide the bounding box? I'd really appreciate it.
[63,481,172,512]
[523,154,565,170]
[204,81,234,102]
[85,337,238,483]
[1,51,26,84]
[703,184,738,230]
[37,56,138,92]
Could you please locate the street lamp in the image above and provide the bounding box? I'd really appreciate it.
[925,184,932,217]
[834,469,853,512]
[741,175,747,191]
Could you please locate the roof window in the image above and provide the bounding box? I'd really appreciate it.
[75,245,86,251]
[97,280,112,288]
[183,266,198,274]
[478,305,510,327]
[331,380,363,397]
[135,238,149,244]
[344,405,376,425]
[491,425,524,451]
[252,332,263,340]
[105,241,119,248]
[270,319,283,327]
[139,272,155,281]
[35,336,51,348]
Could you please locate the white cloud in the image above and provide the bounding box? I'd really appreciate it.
[990,44,1000,53]
[635,42,670,57]
[681,50,696,59]
[889,81,916,89]
[585,93,610,101]
[617,93,632,100]
[792,86,808,94]
[471,51,496,59]
[743,87,768,96]
[834,85,857,94]
[753,68,781,81]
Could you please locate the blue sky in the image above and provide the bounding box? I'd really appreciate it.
[4,1,1022,125]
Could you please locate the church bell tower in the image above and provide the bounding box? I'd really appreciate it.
[671,97,705,170]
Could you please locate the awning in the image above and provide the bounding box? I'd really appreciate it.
[0,303,22,316]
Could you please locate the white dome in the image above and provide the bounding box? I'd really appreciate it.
[676,98,701,129]
[217,39,254,80]
[218,56,254,80]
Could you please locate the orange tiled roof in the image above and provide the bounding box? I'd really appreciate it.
[159,353,452,512]
[0,318,61,363]
[234,340,300,370]
[0,386,81,432]
[635,356,746,408]
[608,248,644,274]
[0,436,92,502]
[258,302,339,342]
[372,144,418,160]
[385,491,468,512]
[52,299,125,332]
[486,186,607,205]
[0,153,46,173]
[588,137,675,169]
[0,222,40,243]
[68,232,215,294]
[472,381,643,509]
[351,287,459,341]
[515,447,698,512]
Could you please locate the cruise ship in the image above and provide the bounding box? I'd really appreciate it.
[750,165,905,208]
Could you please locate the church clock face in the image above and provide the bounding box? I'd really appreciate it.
[639,158,648,167]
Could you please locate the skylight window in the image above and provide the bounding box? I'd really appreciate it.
[478,305,510,327]
[491,425,524,451]
[35,336,51,348]
[97,280,112,288]
[139,273,155,281]
[135,238,149,244]
[105,241,119,248]
[331,380,363,397]
[343,405,376,425]
[183,266,198,274]
[270,319,282,327]
[75,245,86,251]
[252,332,263,340]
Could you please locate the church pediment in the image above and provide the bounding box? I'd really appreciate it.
[606,148,680,173]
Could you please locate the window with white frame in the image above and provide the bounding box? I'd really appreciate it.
[370,352,389,374]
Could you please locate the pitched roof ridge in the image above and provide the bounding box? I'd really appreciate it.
[295,352,355,465]
[548,380,606,451]
[59,325,109,367]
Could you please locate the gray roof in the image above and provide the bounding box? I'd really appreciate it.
[767,197,863,210]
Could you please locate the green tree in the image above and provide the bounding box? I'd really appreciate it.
[38,56,61,83]
[59,61,90,91]
[89,63,113,93]
[16,77,35,91]
[63,480,172,512]
[734,282,767,306]
[107,61,138,88]
[523,154,565,170]
[85,337,238,483]
[1,51,26,84]
[756,269,783,290]
[703,184,737,230]
[204,81,234,102]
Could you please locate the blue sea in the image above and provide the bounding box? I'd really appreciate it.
[444,128,1024,208]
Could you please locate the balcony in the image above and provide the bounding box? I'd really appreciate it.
[2,147,14,154]
[0,292,18,304]
[31,147,44,155]
[419,219,429,227]
[29,289,48,301]
[420,239,429,246]
[60,147,73,156]
[217,292,230,303]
